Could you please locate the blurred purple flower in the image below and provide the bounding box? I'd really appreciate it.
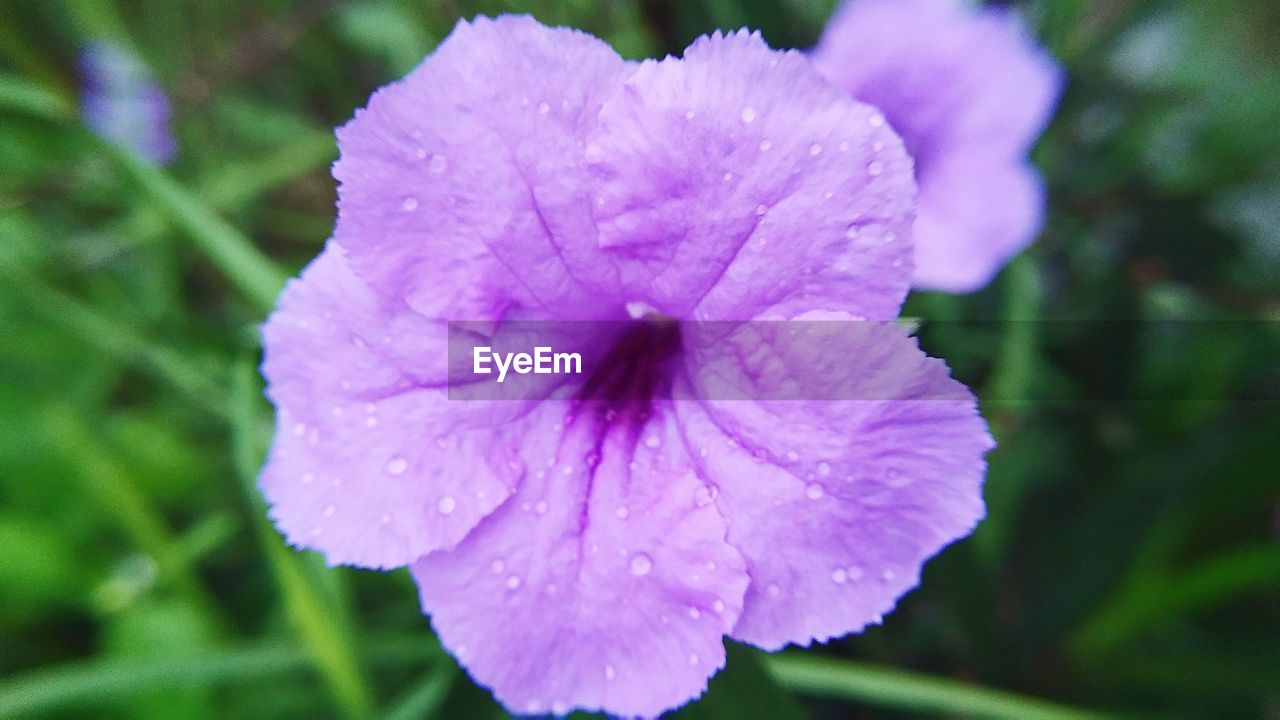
[260,15,991,717]
[813,0,1064,292]
[79,41,176,164]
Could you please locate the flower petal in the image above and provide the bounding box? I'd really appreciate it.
[673,321,992,648]
[812,0,1063,293]
[915,156,1046,292]
[260,244,524,568]
[412,404,749,717]
[333,15,632,320]
[585,30,915,320]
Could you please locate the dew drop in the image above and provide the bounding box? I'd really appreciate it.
[534,500,548,515]
[300,473,315,485]
[786,450,800,462]
[806,482,825,500]
[758,139,773,152]
[292,422,307,438]
[491,559,505,574]
[847,566,864,581]
[644,435,661,449]
[868,112,885,128]
[604,664,616,680]
[767,583,782,597]
[882,569,896,582]
[629,553,653,576]
[818,461,832,476]
[845,225,859,240]
[755,204,768,216]
[684,110,695,120]
[537,101,551,115]
[713,599,725,613]
[809,142,823,156]
[615,506,630,520]
[380,514,391,525]
[400,196,419,212]
[437,496,457,515]
[551,700,568,715]
[722,171,734,182]
[323,505,335,518]
[414,147,427,160]
[839,140,850,152]
[506,575,521,589]
[739,106,757,123]
[706,560,717,571]
[832,568,848,584]
[386,457,408,475]
[867,160,884,177]
[688,607,701,619]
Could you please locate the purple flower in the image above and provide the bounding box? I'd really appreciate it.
[80,41,176,165]
[812,0,1064,292]
[261,15,992,717]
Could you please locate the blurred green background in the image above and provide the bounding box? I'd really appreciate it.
[2,1,1278,718]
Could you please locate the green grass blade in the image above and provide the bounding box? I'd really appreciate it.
[106,145,288,312]
[0,637,435,718]
[382,666,458,720]
[765,655,1121,720]
[229,359,374,720]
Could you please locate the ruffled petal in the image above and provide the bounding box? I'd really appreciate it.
[673,321,992,648]
[260,244,526,568]
[412,404,749,717]
[585,30,915,321]
[332,15,633,320]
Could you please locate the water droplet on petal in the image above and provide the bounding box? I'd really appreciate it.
[755,204,768,216]
[809,142,823,156]
[832,568,848,584]
[506,575,521,589]
[767,583,782,597]
[629,553,653,576]
[292,423,307,438]
[758,139,773,152]
[839,140,850,152]
[644,435,661,449]
[869,112,885,128]
[300,473,315,485]
[437,496,456,515]
[786,450,800,461]
[604,664,616,680]
[882,569,896,582]
[615,506,630,520]
[806,482,825,500]
[693,485,718,507]
[713,599,725,613]
[818,462,832,476]
[534,500,548,515]
[323,505,335,518]
[386,457,408,475]
[400,196,419,212]
[867,160,884,177]
[740,106,757,123]
[722,171,734,182]
[688,653,700,666]
[537,101,551,115]
[688,607,701,619]
[847,566,864,581]
[414,147,427,159]
[491,559,505,574]
[380,514,391,525]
